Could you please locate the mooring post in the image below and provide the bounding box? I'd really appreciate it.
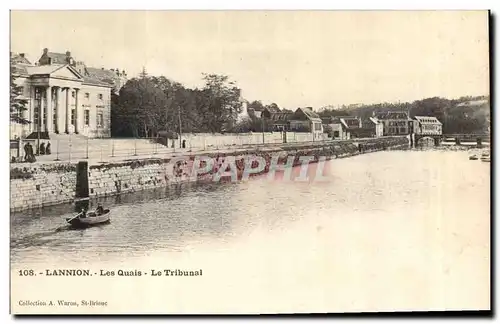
[54,139,60,161]
[75,161,90,212]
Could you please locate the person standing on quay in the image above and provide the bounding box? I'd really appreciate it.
[39,142,46,155]
[23,142,29,162]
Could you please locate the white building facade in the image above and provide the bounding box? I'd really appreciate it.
[10,49,125,139]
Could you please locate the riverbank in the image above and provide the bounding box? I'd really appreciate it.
[10,136,408,212]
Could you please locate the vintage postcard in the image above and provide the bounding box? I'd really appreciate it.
[9,10,490,314]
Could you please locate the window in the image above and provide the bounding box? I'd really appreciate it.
[98,93,103,100]
[84,92,90,99]
[97,112,103,128]
[71,109,76,125]
[333,131,340,137]
[84,110,90,126]
[71,91,75,98]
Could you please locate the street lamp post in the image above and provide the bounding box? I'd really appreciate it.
[178,105,182,148]
[261,118,265,144]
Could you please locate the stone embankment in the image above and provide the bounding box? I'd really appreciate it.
[10,137,408,212]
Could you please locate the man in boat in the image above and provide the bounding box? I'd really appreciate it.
[95,204,104,215]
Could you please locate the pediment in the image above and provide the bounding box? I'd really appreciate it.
[51,65,84,81]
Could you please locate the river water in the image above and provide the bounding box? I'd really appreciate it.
[10,150,490,313]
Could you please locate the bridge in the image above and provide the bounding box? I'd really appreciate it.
[411,133,490,148]
[443,133,490,142]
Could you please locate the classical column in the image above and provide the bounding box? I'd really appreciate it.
[29,86,35,133]
[40,88,45,131]
[74,88,80,134]
[56,87,65,134]
[65,88,70,133]
[46,86,53,133]
[53,87,58,133]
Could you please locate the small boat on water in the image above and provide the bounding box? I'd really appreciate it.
[66,209,111,227]
[480,152,491,162]
[469,154,478,160]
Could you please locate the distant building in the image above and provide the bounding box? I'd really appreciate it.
[247,108,262,119]
[322,116,360,140]
[375,111,411,136]
[236,98,250,122]
[289,107,323,137]
[356,117,384,138]
[413,116,442,135]
[266,111,293,131]
[10,52,31,65]
[322,116,384,139]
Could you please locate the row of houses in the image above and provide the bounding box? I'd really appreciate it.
[248,105,442,139]
[249,106,324,137]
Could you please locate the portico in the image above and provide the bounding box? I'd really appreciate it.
[28,65,85,135]
[16,64,112,138]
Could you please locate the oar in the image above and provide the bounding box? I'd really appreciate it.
[66,212,82,223]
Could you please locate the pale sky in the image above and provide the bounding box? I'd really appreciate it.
[10,11,489,109]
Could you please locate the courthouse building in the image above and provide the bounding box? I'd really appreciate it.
[11,49,127,138]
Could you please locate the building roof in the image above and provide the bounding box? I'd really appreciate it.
[414,116,442,125]
[11,53,31,65]
[82,75,114,87]
[12,64,30,76]
[321,117,334,124]
[270,112,293,121]
[13,62,111,88]
[340,117,361,130]
[26,64,67,76]
[300,107,321,120]
[375,111,410,120]
[85,67,119,84]
[46,52,70,65]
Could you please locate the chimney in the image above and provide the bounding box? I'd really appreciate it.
[102,67,105,70]
[122,70,126,76]
[43,48,48,54]
[116,68,119,75]
[19,53,25,58]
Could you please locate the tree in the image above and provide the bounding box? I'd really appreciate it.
[265,102,280,111]
[10,61,29,125]
[112,77,170,137]
[198,73,242,132]
[248,100,265,111]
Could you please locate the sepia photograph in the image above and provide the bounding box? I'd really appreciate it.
[8,10,491,315]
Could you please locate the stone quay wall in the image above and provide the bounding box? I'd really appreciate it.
[10,164,77,211]
[10,136,408,212]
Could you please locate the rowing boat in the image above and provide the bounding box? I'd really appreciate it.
[66,209,111,227]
